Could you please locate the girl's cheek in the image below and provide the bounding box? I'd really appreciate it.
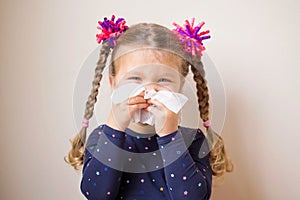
[159,80,182,90]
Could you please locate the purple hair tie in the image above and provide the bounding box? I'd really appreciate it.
[82,118,89,128]
[203,120,211,128]
[173,18,211,56]
[96,15,128,48]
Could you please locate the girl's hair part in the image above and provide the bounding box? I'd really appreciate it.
[64,43,111,170]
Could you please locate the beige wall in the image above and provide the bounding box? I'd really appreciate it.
[0,0,299,199]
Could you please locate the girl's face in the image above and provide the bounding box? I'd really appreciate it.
[109,50,184,93]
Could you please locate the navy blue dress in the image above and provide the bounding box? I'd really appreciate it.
[80,124,212,200]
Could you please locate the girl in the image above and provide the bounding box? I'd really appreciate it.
[65,15,233,200]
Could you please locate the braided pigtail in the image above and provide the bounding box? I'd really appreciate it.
[190,57,234,177]
[64,43,111,170]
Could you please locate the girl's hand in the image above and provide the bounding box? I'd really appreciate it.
[107,90,148,132]
[145,98,179,137]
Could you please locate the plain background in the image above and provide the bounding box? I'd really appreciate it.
[0,0,299,199]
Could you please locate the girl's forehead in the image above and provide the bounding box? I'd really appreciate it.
[114,50,182,73]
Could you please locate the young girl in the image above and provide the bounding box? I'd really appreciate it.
[65,15,233,200]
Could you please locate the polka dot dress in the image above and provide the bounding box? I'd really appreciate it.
[80,124,212,200]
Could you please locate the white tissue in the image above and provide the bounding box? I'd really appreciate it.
[111,83,188,125]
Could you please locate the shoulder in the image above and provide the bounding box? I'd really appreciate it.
[179,126,206,145]
[85,124,126,148]
[85,124,105,148]
[179,126,210,159]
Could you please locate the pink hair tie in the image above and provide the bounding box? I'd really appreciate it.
[82,118,89,128]
[203,120,211,128]
[172,18,211,56]
[96,15,128,48]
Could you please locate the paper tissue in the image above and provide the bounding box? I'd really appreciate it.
[111,83,188,125]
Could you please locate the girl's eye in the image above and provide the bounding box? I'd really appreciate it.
[128,77,142,81]
[158,78,171,82]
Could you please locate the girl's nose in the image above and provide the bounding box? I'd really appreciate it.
[144,83,164,92]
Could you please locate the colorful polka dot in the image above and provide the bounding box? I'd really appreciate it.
[183,176,187,180]
[198,182,202,187]
[170,173,175,178]
[145,146,149,150]
[171,137,175,141]
[108,158,111,162]
[86,191,89,195]
[93,182,97,186]
[128,146,132,150]
[96,148,100,152]
[126,180,130,184]
[128,158,132,162]
[104,167,108,171]
[152,152,157,156]
[140,179,144,183]
[176,151,181,154]
[152,179,155,182]
[107,191,110,195]
[148,137,151,141]
[184,190,188,195]
[104,141,108,144]
[160,187,164,191]
[170,187,173,191]
[96,171,100,175]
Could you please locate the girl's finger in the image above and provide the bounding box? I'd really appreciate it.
[132,90,145,98]
[146,98,166,110]
[128,95,147,105]
[138,90,145,97]
[129,103,148,110]
[128,103,149,115]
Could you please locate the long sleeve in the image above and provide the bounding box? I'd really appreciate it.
[156,128,212,200]
[80,125,126,200]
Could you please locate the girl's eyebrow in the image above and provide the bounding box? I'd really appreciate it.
[160,72,178,77]
[126,71,144,76]
[127,71,177,78]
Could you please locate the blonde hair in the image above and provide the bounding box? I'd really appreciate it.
[65,23,234,178]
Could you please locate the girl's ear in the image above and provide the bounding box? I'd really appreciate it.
[109,75,116,89]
